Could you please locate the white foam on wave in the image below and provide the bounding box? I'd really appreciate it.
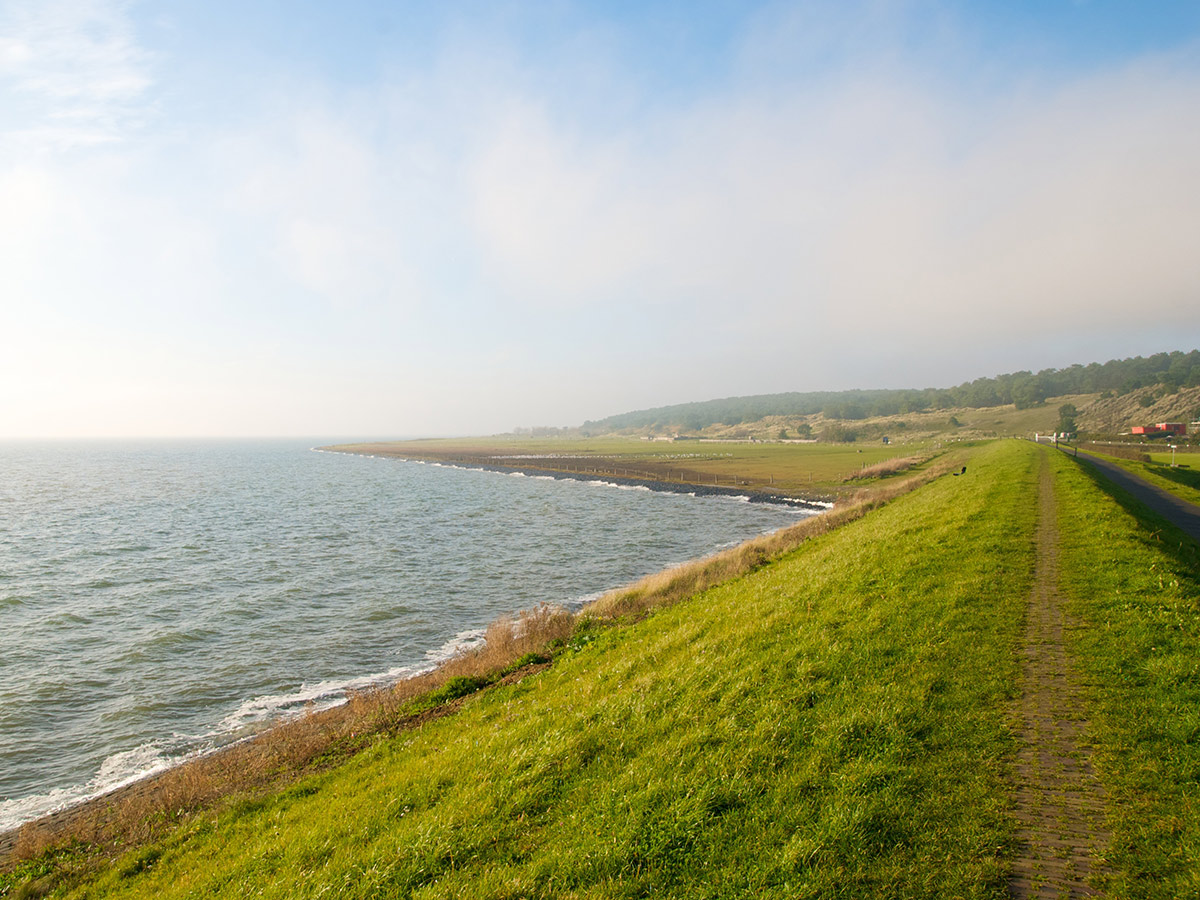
[0,635,493,834]
[215,662,421,735]
[0,740,184,833]
[584,479,650,492]
[424,628,487,665]
[565,591,604,610]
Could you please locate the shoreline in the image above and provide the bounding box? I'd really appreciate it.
[0,449,957,883]
[316,447,835,511]
[1,459,824,863]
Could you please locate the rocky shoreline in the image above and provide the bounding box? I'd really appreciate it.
[318,448,834,510]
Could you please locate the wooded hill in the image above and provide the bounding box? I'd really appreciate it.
[585,351,1200,431]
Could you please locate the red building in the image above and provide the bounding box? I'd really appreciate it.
[1131,423,1186,436]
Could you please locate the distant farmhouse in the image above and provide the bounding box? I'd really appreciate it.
[1130,422,1188,437]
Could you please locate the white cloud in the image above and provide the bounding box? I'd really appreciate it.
[2,3,1199,436]
[820,55,1200,340]
[464,45,1200,358]
[214,109,426,311]
[0,0,153,149]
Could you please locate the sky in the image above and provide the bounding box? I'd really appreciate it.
[1,0,1199,438]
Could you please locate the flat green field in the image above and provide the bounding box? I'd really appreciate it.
[7,440,1200,898]
[329,436,941,498]
[1147,449,1199,466]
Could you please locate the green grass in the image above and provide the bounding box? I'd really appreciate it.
[1051,450,1200,897]
[1147,449,1200,467]
[16,440,1199,897]
[9,441,1038,899]
[330,436,938,497]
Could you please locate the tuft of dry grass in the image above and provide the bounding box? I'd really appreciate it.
[843,455,926,481]
[4,455,959,872]
[446,603,575,677]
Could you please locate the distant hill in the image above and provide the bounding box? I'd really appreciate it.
[585,351,1200,432]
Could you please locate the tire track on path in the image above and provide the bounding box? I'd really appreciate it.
[1009,450,1110,898]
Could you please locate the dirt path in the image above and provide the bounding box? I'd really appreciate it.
[1009,451,1110,897]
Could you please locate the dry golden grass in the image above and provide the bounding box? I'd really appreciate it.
[5,456,957,870]
[843,455,926,481]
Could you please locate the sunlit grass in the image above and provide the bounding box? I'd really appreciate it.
[5,441,1042,899]
[7,441,1199,896]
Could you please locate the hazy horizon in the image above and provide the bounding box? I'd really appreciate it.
[3,1,1200,438]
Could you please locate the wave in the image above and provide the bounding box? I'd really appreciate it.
[217,668,410,734]
[0,740,185,833]
[346,453,832,512]
[0,626,495,835]
[585,480,651,492]
[565,591,604,610]
[425,628,487,664]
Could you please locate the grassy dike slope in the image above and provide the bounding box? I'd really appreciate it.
[42,443,1039,898]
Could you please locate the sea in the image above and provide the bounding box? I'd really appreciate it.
[0,439,817,832]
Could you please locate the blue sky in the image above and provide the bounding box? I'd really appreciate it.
[2,0,1199,437]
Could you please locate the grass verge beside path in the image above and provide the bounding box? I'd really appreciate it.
[1079,448,1200,507]
[4,441,1040,899]
[1051,451,1200,897]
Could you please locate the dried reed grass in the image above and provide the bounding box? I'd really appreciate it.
[843,455,926,481]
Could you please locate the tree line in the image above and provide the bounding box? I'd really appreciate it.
[586,351,1200,431]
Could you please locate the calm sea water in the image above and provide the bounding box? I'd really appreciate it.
[0,440,812,830]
